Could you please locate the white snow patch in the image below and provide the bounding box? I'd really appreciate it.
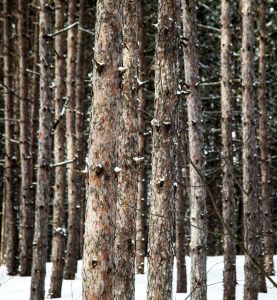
[0,256,277,299]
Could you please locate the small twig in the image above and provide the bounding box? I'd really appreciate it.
[48,22,79,38]
[50,159,74,168]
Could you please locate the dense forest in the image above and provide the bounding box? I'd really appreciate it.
[0,0,276,299]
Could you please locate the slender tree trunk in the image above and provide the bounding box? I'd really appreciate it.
[176,0,187,292]
[258,0,274,276]
[48,1,66,297]
[3,0,19,275]
[18,0,34,276]
[82,1,122,299]
[75,0,86,259]
[147,1,177,299]
[135,0,147,275]
[113,1,138,299]
[221,1,236,299]
[176,109,188,293]
[64,0,79,279]
[182,1,207,299]
[30,0,52,298]
[241,1,260,299]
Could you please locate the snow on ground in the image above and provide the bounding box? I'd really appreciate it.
[0,256,277,300]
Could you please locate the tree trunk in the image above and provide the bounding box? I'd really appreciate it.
[135,0,147,275]
[182,1,207,299]
[3,0,19,275]
[176,109,188,293]
[221,1,236,299]
[18,0,35,276]
[82,0,122,299]
[147,0,177,299]
[241,1,260,299]
[30,0,53,298]
[113,1,138,299]
[75,0,86,259]
[258,0,274,276]
[63,0,79,280]
[48,1,66,297]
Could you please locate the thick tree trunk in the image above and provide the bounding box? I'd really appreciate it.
[82,1,122,299]
[241,1,262,299]
[135,0,147,275]
[113,1,138,299]
[48,1,66,297]
[75,0,86,259]
[64,0,79,280]
[18,0,34,276]
[30,0,53,299]
[147,1,177,299]
[220,1,236,299]
[258,0,274,276]
[3,0,19,275]
[182,1,207,299]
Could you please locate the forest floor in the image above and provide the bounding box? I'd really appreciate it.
[0,256,277,299]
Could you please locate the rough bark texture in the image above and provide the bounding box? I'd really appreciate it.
[3,0,19,275]
[176,110,188,293]
[18,0,34,276]
[241,1,260,299]
[82,1,122,299]
[135,0,147,275]
[258,0,274,276]
[75,0,86,260]
[182,1,207,299]
[63,0,79,280]
[175,0,187,292]
[220,1,236,299]
[30,1,52,299]
[147,1,177,299]
[113,1,138,299]
[48,1,66,297]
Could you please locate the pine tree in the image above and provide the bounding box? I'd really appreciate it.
[182,0,207,299]
[48,0,66,297]
[82,0,122,298]
[18,0,35,276]
[64,0,80,280]
[241,1,260,299]
[30,0,53,298]
[147,0,178,298]
[221,0,236,299]
[258,0,274,276]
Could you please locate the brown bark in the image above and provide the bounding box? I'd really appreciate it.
[75,0,86,259]
[3,0,19,275]
[147,0,178,298]
[113,1,138,299]
[18,0,34,276]
[64,0,80,280]
[135,0,147,275]
[220,1,236,299]
[48,1,66,297]
[30,0,53,299]
[176,110,188,293]
[182,1,207,299]
[258,0,274,276]
[241,1,262,299]
[82,0,122,299]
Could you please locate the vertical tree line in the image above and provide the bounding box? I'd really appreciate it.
[0,1,276,300]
